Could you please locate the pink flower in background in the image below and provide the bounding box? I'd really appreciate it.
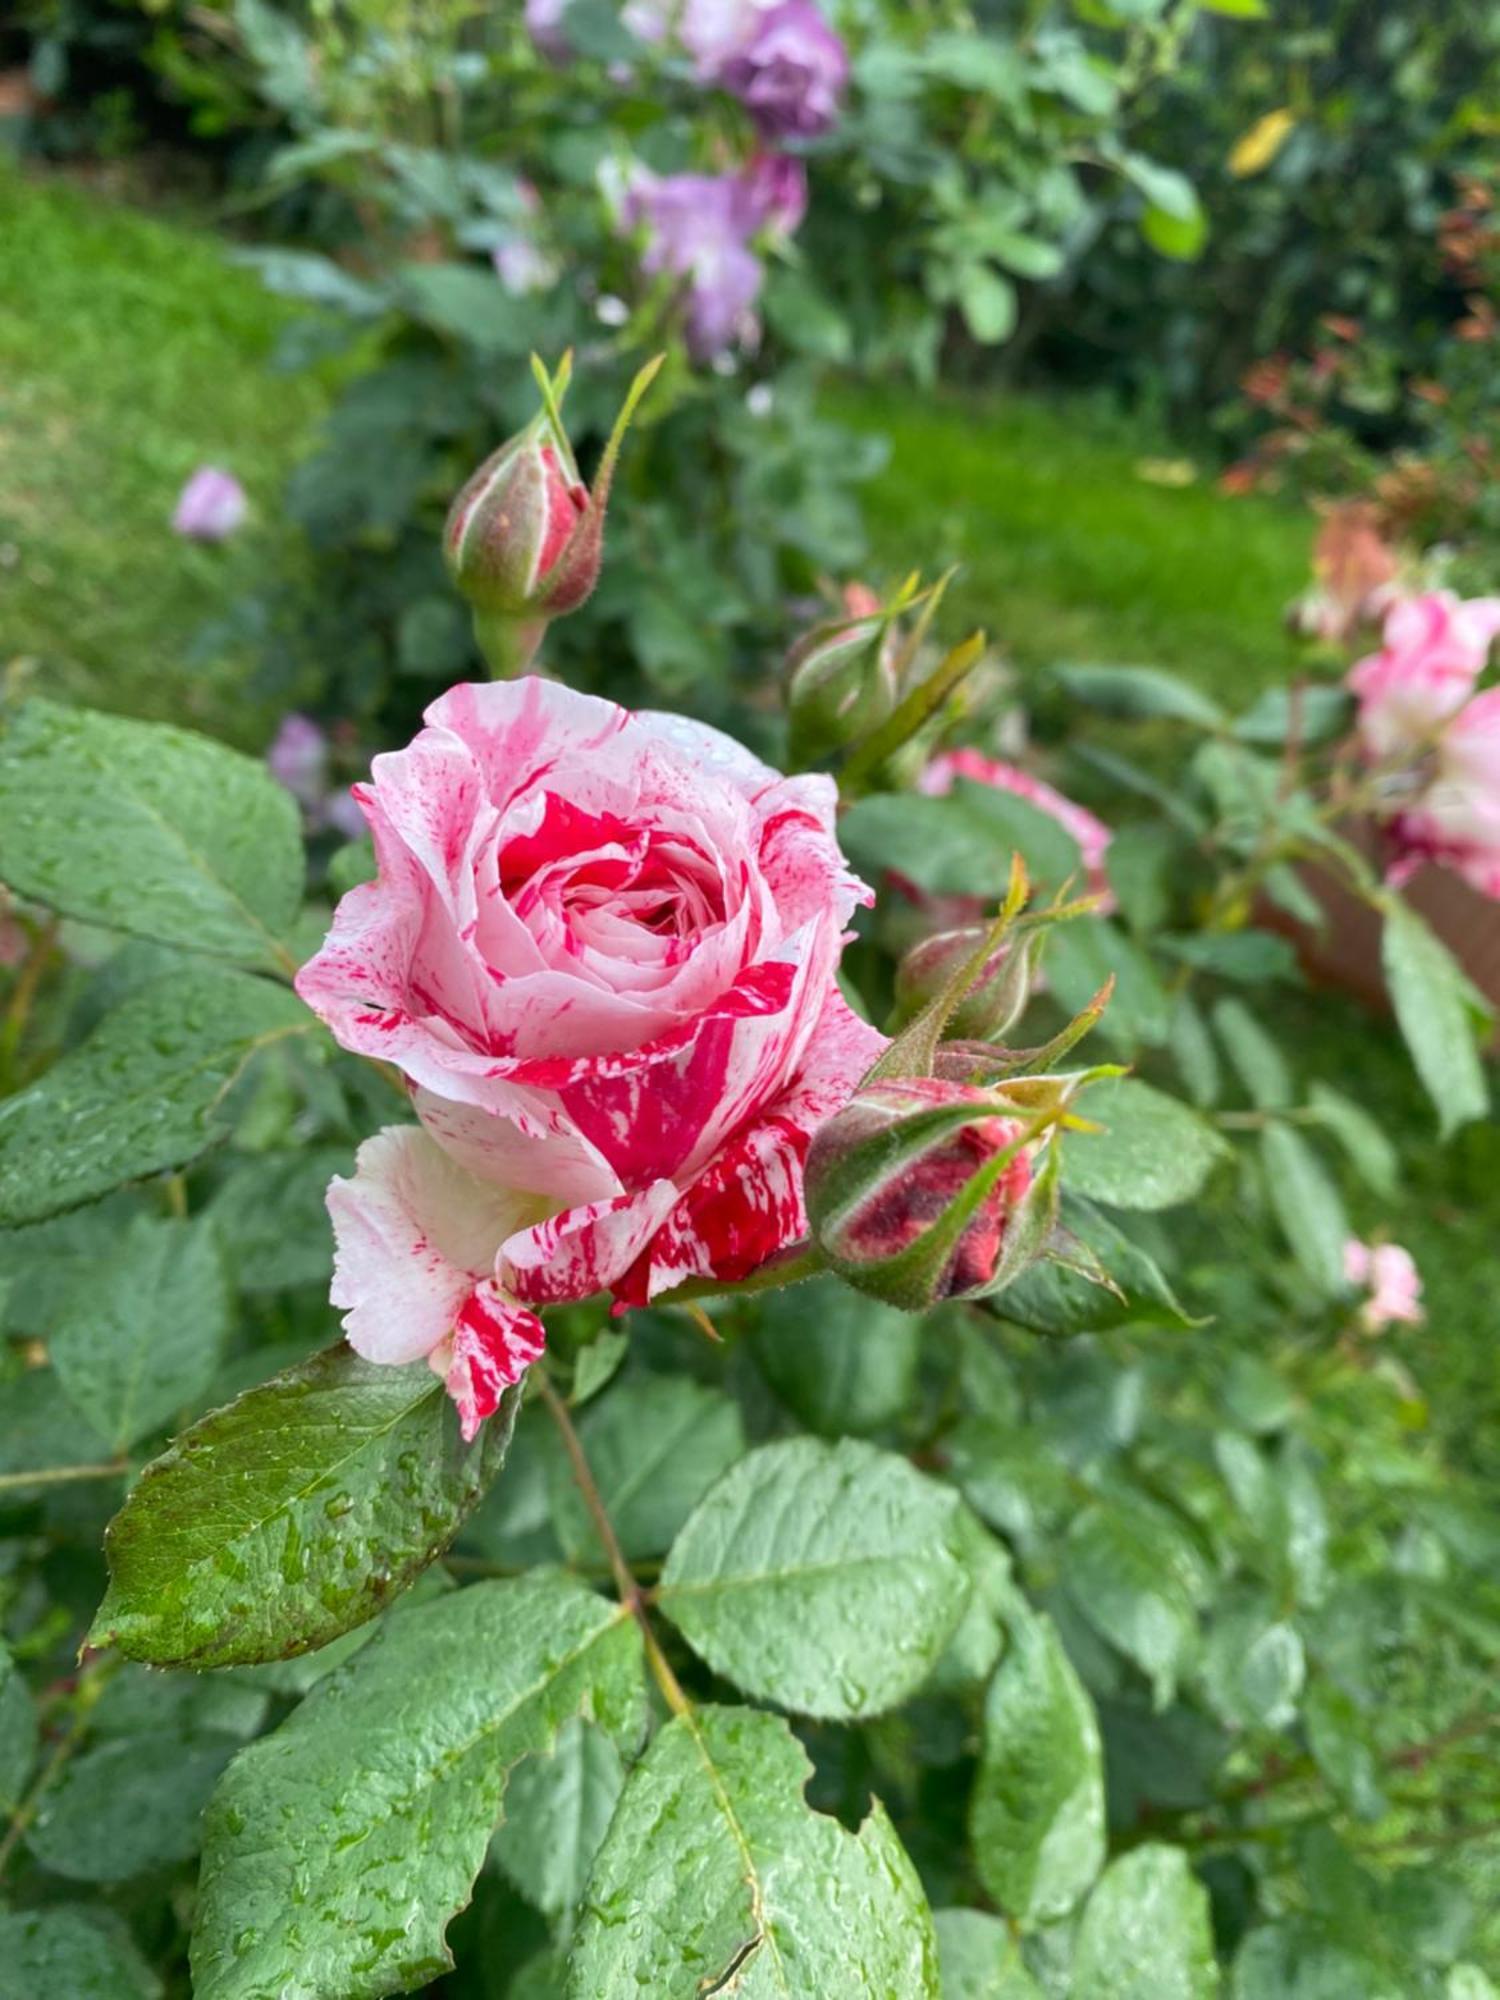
[268,714,329,812]
[921,747,1116,912]
[1347,590,1500,762]
[1390,687,1500,899]
[267,714,368,843]
[680,0,777,68]
[297,677,883,1434]
[625,170,767,357]
[172,467,247,541]
[1343,1237,1424,1334]
[718,0,848,139]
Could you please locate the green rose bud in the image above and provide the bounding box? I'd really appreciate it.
[784,584,899,763]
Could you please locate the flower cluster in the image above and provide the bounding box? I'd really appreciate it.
[524,0,844,358]
[1343,1236,1424,1335]
[297,678,884,1435]
[1347,589,1500,898]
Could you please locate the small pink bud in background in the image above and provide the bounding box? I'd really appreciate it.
[172,467,247,541]
[1343,1237,1424,1334]
[267,714,329,811]
[805,1076,1050,1308]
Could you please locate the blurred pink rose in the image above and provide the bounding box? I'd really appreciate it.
[921,747,1116,912]
[1347,590,1500,761]
[1391,687,1500,899]
[172,467,247,541]
[1343,1237,1424,1334]
[298,677,883,1434]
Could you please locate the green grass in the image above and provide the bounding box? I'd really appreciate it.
[0,162,335,748]
[833,382,1314,697]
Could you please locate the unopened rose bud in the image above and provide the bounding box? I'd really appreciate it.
[785,593,898,762]
[895,926,1035,1042]
[805,1076,1054,1309]
[444,355,661,675]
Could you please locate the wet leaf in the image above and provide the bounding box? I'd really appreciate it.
[0,699,303,967]
[569,1704,939,1997]
[0,968,312,1227]
[89,1345,517,1667]
[1063,1079,1227,1212]
[491,1718,624,1927]
[936,1909,1043,1997]
[658,1437,970,1720]
[971,1602,1105,1925]
[1070,1844,1216,1997]
[193,1575,643,2000]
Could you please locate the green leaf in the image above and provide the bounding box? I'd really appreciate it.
[193,1575,644,2000]
[0,968,312,1227]
[1234,1921,1403,1999]
[0,699,303,967]
[1045,919,1172,1051]
[548,1374,744,1565]
[1234,684,1351,746]
[89,1344,517,1668]
[1201,1596,1305,1730]
[1169,992,1221,1108]
[1381,901,1490,1136]
[1142,203,1208,261]
[918,33,1026,100]
[27,1731,239,1882]
[1063,1498,1207,1706]
[930,1504,1016,1692]
[761,268,853,362]
[1260,1123,1348,1295]
[658,1437,969,1720]
[1303,1083,1398,1197]
[957,264,1019,344]
[840,788,1080,900]
[0,1909,161,1999]
[1063,1079,1228,1212]
[998,1193,1197,1335]
[205,1146,351,1292]
[491,1717,624,1927]
[569,1704,940,1997]
[1053,664,1224,729]
[970,1603,1105,1924]
[0,1642,37,1813]
[1200,0,1267,16]
[753,1275,921,1436]
[936,1909,1043,1998]
[1070,1845,1216,1998]
[1161,931,1298,984]
[50,1214,229,1450]
[1302,1681,1385,1820]
[1213,997,1293,1110]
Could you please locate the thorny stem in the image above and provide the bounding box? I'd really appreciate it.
[536,1370,692,1720]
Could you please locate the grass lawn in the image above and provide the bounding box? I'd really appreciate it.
[833,381,1313,698]
[0,161,336,748]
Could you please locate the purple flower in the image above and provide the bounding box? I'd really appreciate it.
[268,714,329,812]
[739,151,808,238]
[626,172,766,359]
[172,467,247,542]
[681,0,774,68]
[524,0,570,59]
[718,0,847,139]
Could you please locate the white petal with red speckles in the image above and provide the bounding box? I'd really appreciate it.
[504,1177,682,1305]
[327,1128,548,1433]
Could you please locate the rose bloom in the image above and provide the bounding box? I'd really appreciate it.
[717,0,848,139]
[1390,686,1500,899]
[920,747,1116,913]
[1343,1237,1423,1335]
[1346,590,1500,762]
[172,466,247,541]
[297,678,883,1435]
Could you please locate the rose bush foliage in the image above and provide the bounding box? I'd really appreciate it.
[1,368,1500,1996]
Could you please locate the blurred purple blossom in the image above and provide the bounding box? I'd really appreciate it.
[626,172,767,358]
[524,0,569,59]
[172,467,247,542]
[739,151,808,237]
[268,715,367,842]
[719,0,847,138]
